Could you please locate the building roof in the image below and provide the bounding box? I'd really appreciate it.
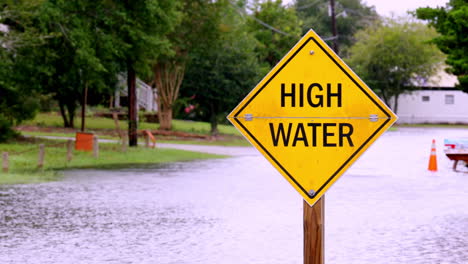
[423,67,459,88]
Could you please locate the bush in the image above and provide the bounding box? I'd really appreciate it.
[0,117,17,143]
[0,87,40,142]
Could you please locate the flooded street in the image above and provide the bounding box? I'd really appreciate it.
[1,127,468,263]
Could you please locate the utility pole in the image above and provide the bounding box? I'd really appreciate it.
[330,0,338,54]
[128,65,138,147]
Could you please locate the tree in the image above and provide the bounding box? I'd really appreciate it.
[0,0,42,142]
[346,18,444,113]
[294,0,379,56]
[0,48,40,142]
[151,0,224,131]
[180,1,262,135]
[416,0,468,92]
[3,0,178,140]
[108,0,179,146]
[5,0,122,129]
[247,0,302,67]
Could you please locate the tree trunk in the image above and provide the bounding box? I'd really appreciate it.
[128,65,138,147]
[68,110,75,128]
[57,94,76,128]
[209,103,219,136]
[67,102,75,129]
[210,116,219,136]
[58,101,70,128]
[330,0,339,54]
[152,60,185,131]
[380,88,390,110]
[81,82,88,132]
[393,94,399,114]
[159,108,173,131]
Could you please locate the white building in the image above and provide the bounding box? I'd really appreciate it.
[114,74,158,112]
[0,24,8,33]
[392,69,468,124]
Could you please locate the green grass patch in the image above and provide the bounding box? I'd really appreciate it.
[24,112,241,136]
[171,119,241,136]
[0,138,225,185]
[157,138,251,147]
[20,131,250,147]
[24,112,140,131]
[0,171,62,185]
[20,131,117,140]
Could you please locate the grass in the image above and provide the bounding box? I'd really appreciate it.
[24,112,159,132]
[23,112,242,136]
[172,119,240,135]
[19,112,247,147]
[21,131,116,140]
[158,138,251,147]
[0,137,226,185]
[19,131,251,146]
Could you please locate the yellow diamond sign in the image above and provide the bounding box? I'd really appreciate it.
[227,29,397,206]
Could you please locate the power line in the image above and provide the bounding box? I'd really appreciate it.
[229,2,293,37]
[229,1,338,41]
[250,15,293,36]
[295,0,323,10]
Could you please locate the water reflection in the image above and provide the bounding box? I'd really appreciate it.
[1,128,468,263]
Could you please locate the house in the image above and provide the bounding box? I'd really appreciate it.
[114,74,158,112]
[0,24,7,33]
[392,69,468,124]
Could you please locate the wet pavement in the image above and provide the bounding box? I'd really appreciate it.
[1,127,468,263]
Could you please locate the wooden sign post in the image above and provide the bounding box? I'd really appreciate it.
[304,197,324,264]
[38,144,45,169]
[93,136,99,158]
[67,139,73,162]
[2,152,8,173]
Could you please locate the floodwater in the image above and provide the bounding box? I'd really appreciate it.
[1,127,468,264]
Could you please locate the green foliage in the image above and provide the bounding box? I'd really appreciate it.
[0,118,17,143]
[294,0,378,56]
[2,0,124,128]
[157,0,221,62]
[416,0,468,92]
[109,0,180,75]
[0,138,224,185]
[150,0,223,130]
[0,83,39,142]
[0,1,42,142]
[0,52,29,142]
[1,0,179,131]
[247,0,302,67]
[107,0,179,143]
[181,2,262,134]
[346,18,444,113]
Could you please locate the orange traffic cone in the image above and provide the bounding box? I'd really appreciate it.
[428,139,438,172]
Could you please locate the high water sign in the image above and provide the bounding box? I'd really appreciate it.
[227,29,397,206]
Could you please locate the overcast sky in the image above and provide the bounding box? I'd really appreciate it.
[284,0,449,17]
